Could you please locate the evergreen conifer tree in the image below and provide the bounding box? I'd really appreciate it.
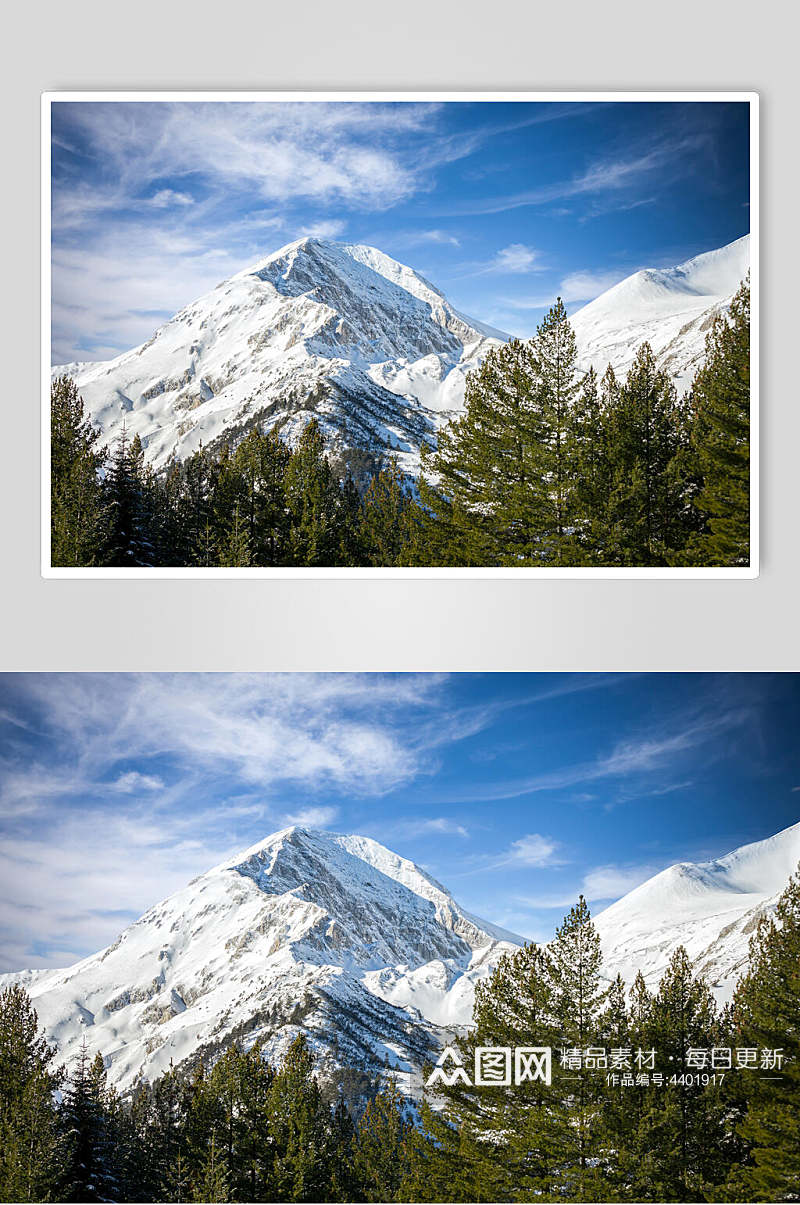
[267,1034,334,1201]
[104,429,155,566]
[418,941,566,1201]
[59,1044,121,1202]
[352,1081,416,1201]
[569,366,613,563]
[0,985,61,1202]
[604,344,684,564]
[548,896,607,1199]
[420,302,580,566]
[191,1132,228,1203]
[731,867,800,1200]
[284,420,342,566]
[629,947,731,1201]
[359,458,421,566]
[50,376,108,567]
[678,279,751,567]
[418,337,543,565]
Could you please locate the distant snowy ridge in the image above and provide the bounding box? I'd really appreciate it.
[596,818,799,1001]
[571,234,750,394]
[52,235,749,477]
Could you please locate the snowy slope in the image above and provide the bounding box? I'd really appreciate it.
[51,239,506,478]
[595,820,800,1001]
[571,235,750,394]
[1,827,521,1093]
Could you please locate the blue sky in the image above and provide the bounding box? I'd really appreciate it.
[1,673,796,972]
[50,99,750,363]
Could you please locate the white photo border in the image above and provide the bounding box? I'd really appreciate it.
[41,90,759,580]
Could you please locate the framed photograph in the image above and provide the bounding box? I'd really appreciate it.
[43,92,758,577]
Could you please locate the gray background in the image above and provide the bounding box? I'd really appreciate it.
[2,0,797,671]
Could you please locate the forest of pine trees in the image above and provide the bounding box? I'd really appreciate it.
[1,860,796,1204]
[50,282,750,570]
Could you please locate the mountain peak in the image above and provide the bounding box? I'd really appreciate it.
[7,826,520,1090]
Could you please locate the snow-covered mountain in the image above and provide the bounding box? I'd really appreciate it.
[5,816,790,1095]
[572,234,750,394]
[52,238,506,478]
[596,819,800,1001]
[52,235,749,479]
[0,827,520,1094]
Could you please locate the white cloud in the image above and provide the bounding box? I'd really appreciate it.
[149,188,194,208]
[112,771,165,793]
[558,269,626,302]
[396,817,469,839]
[282,805,340,829]
[54,102,429,225]
[411,229,461,247]
[494,244,537,273]
[0,673,461,968]
[504,833,564,867]
[581,864,656,900]
[298,220,346,239]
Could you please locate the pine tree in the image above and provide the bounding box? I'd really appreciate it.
[731,867,800,1200]
[284,420,342,566]
[141,1064,190,1202]
[419,301,580,566]
[223,429,291,566]
[629,947,732,1201]
[227,1041,276,1202]
[418,941,566,1201]
[180,448,219,567]
[529,297,580,564]
[0,985,61,1202]
[337,474,365,566]
[418,336,543,565]
[328,1094,358,1202]
[50,376,108,566]
[548,896,607,1199]
[596,973,642,1195]
[570,366,613,563]
[59,1044,122,1202]
[679,278,751,567]
[352,1081,415,1201]
[192,1132,228,1203]
[604,344,684,565]
[267,1034,334,1201]
[359,458,422,566]
[218,501,251,567]
[104,428,156,566]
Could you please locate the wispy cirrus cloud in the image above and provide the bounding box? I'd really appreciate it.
[442,135,710,217]
[447,704,751,805]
